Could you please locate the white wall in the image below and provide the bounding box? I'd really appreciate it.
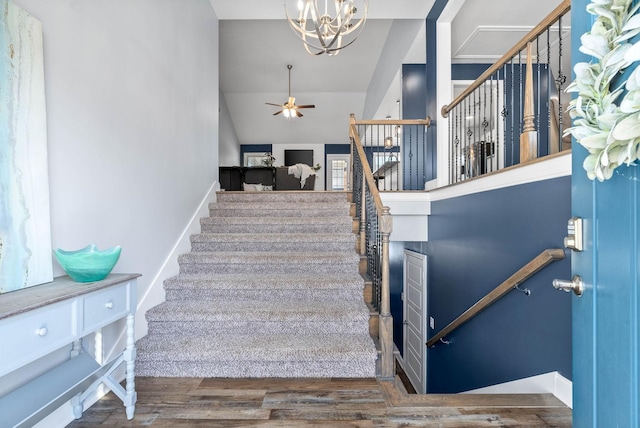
[8,0,219,424]
[219,90,241,165]
[13,0,219,300]
[271,144,325,190]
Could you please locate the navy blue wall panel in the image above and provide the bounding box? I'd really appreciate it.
[324,144,350,155]
[452,64,492,81]
[402,64,428,189]
[423,177,572,392]
[424,0,449,182]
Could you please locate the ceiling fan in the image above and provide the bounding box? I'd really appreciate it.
[266,64,315,118]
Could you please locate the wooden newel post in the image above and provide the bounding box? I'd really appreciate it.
[379,206,394,379]
[520,42,538,163]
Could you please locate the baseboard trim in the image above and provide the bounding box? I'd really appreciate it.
[134,180,220,339]
[461,371,572,409]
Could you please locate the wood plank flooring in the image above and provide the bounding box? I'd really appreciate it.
[66,377,572,427]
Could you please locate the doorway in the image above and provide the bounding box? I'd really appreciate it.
[326,154,350,191]
[402,250,428,394]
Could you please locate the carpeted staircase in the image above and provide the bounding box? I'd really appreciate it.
[135,190,377,378]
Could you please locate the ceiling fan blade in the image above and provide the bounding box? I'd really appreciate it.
[296,110,303,117]
[273,110,283,116]
[296,105,315,109]
[266,102,284,107]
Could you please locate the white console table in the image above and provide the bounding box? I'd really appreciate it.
[0,274,139,427]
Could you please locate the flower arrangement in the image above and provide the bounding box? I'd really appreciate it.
[262,152,276,166]
[565,0,640,181]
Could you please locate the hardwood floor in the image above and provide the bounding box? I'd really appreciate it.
[67,377,572,427]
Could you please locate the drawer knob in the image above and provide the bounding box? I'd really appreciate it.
[106,301,114,309]
[35,327,48,337]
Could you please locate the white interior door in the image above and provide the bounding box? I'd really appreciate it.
[403,250,427,393]
[325,154,350,191]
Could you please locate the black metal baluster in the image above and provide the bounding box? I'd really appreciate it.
[557,15,565,151]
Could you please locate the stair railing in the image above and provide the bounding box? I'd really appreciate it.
[426,249,565,348]
[441,0,571,184]
[350,114,395,380]
[351,117,432,190]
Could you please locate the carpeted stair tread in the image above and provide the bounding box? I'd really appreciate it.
[135,360,375,378]
[209,201,350,210]
[178,251,360,265]
[202,216,351,225]
[216,191,348,203]
[200,216,352,234]
[163,272,364,290]
[190,232,356,252]
[162,273,366,302]
[136,333,377,363]
[209,209,347,218]
[146,300,370,323]
[179,258,359,275]
[216,191,347,199]
[191,232,355,243]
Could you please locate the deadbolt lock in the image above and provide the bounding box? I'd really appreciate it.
[564,217,583,252]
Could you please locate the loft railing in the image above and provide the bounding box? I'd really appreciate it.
[349,114,394,379]
[426,249,565,348]
[441,0,571,184]
[351,117,432,191]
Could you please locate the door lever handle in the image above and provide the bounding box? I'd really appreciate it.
[552,275,584,297]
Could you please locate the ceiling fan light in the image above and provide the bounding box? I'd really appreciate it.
[283,108,291,118]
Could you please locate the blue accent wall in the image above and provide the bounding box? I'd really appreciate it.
[324,144,350,155]
[402,64,428,189]
[423,0,449,182]
[424,177,572,392]
[452,64,491,81]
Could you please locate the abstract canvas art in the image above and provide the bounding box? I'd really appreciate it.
[0,0,52,293]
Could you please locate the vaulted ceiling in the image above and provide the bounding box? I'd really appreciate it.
[210,0,565,147]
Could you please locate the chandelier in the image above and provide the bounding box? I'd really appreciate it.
[285,0,368,56]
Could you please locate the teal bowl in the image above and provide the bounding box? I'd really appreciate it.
[53,244,121,283]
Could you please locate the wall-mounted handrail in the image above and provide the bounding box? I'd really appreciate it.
[426,248,565,347]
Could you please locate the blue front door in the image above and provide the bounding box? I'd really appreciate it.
[571,1,640,426]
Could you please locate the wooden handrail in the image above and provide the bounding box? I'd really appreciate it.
[350,114,385,215]
[426,249,565,347]
[354,118,432,126]
[441,0,571,118]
